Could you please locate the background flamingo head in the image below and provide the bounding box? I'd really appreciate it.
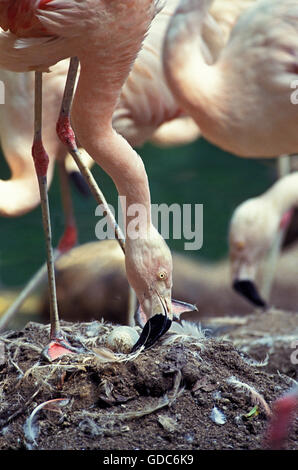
[229,197,280,307]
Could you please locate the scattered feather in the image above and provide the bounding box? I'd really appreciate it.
[234,334,298,350]
[92,345,144,363]
[157,415,177,433]
[277,371,298,387]
[162,321,207,348]
[23,398,69,447]
[212,390,222,400]
[210,406,226,425]
[240,353,269,368]
[226,376,271,417]
[78,417,103,437]
[85,321,103,338]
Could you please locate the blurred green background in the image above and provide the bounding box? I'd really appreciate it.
[0,136,275,289]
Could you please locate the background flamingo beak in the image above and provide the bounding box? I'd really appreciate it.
[233,279,267,308]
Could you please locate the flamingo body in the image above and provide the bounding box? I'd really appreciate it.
[0,0,175,328]
[0,0,53,37]
[163,0,298,157]
[113,0,192,148]
[0,63,62,215]
[114,0,256,148]
[0,59,93,217]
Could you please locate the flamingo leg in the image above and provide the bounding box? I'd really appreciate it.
[0,161,78,334]
[0,250,60,334]
[32,72,79,361]
[56,57,126,251]
[56,159,78,253]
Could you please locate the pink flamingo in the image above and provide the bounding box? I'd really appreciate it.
[0,61,94,254]
[163,0,298,158]
[1,0,253,338]
[0,58,98,249]
[229,172,298,309]
[113,0,200,148]
[264,384,298,450]
[115,0,255,148]
[0,60,66,217]
[0,0,254,195]
[162,0,298,315]
[0,0,259,340]
[0,0,187,359]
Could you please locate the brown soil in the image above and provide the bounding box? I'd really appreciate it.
[215,308,298,380]
[0,309,297,451]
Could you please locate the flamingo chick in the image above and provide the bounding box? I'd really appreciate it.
[229,172,298,308]
[0,0,182,358]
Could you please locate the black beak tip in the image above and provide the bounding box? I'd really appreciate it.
[131,313,172,353]
[233,279,267,308]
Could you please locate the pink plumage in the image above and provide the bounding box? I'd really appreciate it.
[163,0,298,157]
[0,0,53,36]
[0,0,179,357]
[265,385,298,449]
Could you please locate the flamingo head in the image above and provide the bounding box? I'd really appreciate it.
[229,197,281,308]
[125,225,173,321]
[125,225,197,350]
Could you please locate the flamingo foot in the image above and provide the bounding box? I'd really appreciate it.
[57,224,77,253]
[41,335,80,362]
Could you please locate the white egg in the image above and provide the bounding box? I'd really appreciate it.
[106,326,140,354]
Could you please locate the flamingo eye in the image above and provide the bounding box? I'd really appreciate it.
[157,271,167,281]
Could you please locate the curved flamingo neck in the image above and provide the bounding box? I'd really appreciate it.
[71,53,152,234]
[163,0,222,135]
[263,172,298,216]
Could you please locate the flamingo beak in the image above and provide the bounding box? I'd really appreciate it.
[132,297,198,352]
[233,279,267,308]
[170,298,198,320]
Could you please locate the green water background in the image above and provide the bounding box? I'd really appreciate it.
[0,137,275,288]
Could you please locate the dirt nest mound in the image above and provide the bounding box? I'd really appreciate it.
[201,308,298,379]
[0,318,297,450]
